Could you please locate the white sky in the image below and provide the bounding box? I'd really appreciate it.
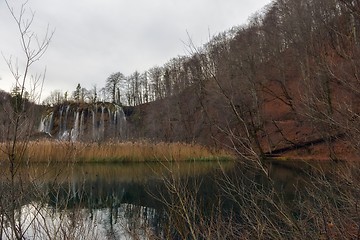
[0,0,272,101]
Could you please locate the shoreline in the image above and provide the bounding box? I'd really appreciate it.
[0,140,235,163]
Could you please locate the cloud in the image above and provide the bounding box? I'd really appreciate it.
[0,0,272,99]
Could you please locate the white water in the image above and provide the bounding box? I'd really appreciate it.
[71,110,80,141]
[80,110,85,138]
[39,103,127,141]
[58,106,63,137]
[38,112,54,134]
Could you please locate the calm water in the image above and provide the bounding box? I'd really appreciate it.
[0,160,315,239]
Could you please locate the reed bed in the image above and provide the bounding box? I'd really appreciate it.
[0,140,235,163]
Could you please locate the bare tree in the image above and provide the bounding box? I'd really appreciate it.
[0,1,54,238]
[148,66,164,101]
[42,89,65,106]
[88,84,98,104]
[106,72,124,104]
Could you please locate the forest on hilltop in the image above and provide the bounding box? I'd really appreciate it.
[124,0,360,161]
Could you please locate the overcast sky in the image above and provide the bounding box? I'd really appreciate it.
[0,0,272,101]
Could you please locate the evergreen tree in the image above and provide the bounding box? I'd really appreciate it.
[73,83,81,102]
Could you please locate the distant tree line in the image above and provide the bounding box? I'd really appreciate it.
[43,53,204,106]
[118,0,360,160]
[41,0,360,159]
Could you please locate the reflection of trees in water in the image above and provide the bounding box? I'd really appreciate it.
[45,180,158,210]
[0,176,163,238]
[0,161,229,238]
[29,165,226,238]
[42,177,166,237]
[2,161,340,239]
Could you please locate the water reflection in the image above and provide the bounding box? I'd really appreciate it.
[0,161,233,239]
[0,160,327,239]
[16,202,156,239]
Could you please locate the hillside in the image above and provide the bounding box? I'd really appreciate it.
[125,0,360,161]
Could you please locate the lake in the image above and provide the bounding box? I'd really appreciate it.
[0,160,341,239]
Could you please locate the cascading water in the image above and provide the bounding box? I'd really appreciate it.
[100,106,105,139]
[114,104,126,138]
[39,102,127,142]
[106,108,112,138]
[61,105,71,140]
[92,109,96,140]
[38,111,54,134]
[71,110,80,141]
[80,110,85,138]
[58,106,63,138]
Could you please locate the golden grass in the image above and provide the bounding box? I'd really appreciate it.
[0,140,235,163]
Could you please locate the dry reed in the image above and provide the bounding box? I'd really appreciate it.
[0,140,235,163]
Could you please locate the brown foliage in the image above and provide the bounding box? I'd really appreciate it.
[125,0,360,162]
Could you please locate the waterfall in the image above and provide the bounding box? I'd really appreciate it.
[106,107,112,138]
[113,108,118,138]
[113,109,117,124]
[61,105,71,139]
[38,118,45,132]
[48,112,54,133]
[108,108,112,124]
[58,106,63,138]
[118,105,126,138]
[39,102,127,141]
[80,110,85,139]
[39,111,54,134]
[92,109,97,141]
[100,106,105,139]
[114,105,121,137]
[71,110,80,141]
